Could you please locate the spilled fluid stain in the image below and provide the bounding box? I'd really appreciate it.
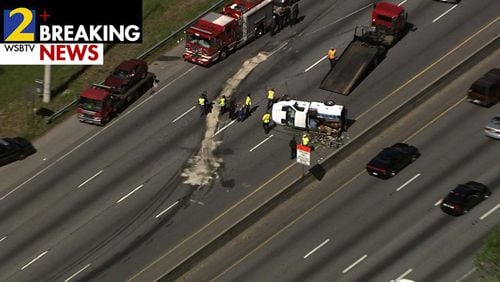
[182,52,269,186]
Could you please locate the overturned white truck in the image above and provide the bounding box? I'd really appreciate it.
[271,99,347,147]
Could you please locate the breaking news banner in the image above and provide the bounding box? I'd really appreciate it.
[0,0,142,65]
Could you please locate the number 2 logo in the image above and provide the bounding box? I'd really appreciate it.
[3,7,36,42]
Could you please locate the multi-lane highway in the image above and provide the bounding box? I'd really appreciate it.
[0,0,498,281]
[178,48,500,282]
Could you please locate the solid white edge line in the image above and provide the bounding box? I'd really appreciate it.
[77,170,103,188]
[480,203,500,220]
[117,184,144,203]
[456,267,477,282]
[64,263,91,282]
[432,4,458,23]
[0,65,196,202]
[0,236,6,243]
[398,0,408,6]
[156,201,180,219]
[342,254,368,274]
[172,106,196,123]
[21,250,49,270]
[396,268,413,280]
[304,239,330,259]
[396,173,421,191]
[304,55,327,73]
[214,120,237,136]
[249,134,274,152]
[435,199,443,206]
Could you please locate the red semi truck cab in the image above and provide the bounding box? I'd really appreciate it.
[371,1,408,36]
[77,86,114,125]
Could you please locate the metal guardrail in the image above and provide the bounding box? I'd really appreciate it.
[47,0,227,124]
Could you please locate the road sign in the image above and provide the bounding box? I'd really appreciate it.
[296,144,311,166]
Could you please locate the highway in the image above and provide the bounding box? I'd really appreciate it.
[179,47,500,282]
[0,0,498,281]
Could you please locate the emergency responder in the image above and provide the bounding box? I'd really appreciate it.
[262,112,272,134]
[267,88,275,109]
[328,48,337,68]
[289,135,297,159]
[198,92,208,116]
[228,99,237,119]
[219,95,227,115]
[244,93,252,117]
[301,134,310,147]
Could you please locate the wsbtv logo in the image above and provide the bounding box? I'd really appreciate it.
[3,7,39,42]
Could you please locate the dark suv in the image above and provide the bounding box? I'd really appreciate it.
[440,181,491,216]
[366,143,420,179]
[103,59,148,94]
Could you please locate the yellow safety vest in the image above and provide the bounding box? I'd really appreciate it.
[328,49,337,60]
[267,90,275,100]
[198,97,205,106]
[245,96,252,106]
[219,97,226,106]
[302,135,310,146]
[262,113,271,123]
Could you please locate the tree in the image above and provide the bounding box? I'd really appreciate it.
[475,225,500,281]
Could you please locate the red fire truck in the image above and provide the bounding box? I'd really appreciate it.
[183,0,274,66]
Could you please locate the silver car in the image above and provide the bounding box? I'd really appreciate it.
[485,115,500,139]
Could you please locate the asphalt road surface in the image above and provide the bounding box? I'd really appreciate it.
[0,0,498,281]
[180,47,500,282]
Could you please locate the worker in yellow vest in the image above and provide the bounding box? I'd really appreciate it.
[302,134,310,146]
[262,112,272,134]
[327,48,337,67]
[198,92,208,116]
[218,95,227,115]
[245,93,252,117]
[267,88,275,109]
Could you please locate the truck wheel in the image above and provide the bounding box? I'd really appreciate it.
[324,100,335,106]
[219,48,228,61]
[256,25,265,38]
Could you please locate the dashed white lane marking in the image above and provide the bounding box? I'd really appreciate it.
[342,254,368,274]
[396,173,421,192]
[64,263,91,282]
[435,199,443,206]
[214,120,237,136]
[398,0,408,6]
[480,203,500,220]
[156,201,180,219]
[117,184,144,203]
[0,236,6,243]
[77,170,103,188]
[396,268,413,280]
[21,250,48,270]
[304,239,330,259]
[190,199,205,206]
[172,106,196,123]
[432,5,458,23]
[249,134,274,152]
[304,55,327,73]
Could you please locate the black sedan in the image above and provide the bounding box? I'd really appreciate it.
[366,143,420,179]
[440,181,491,216]
[0,137,37,167]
